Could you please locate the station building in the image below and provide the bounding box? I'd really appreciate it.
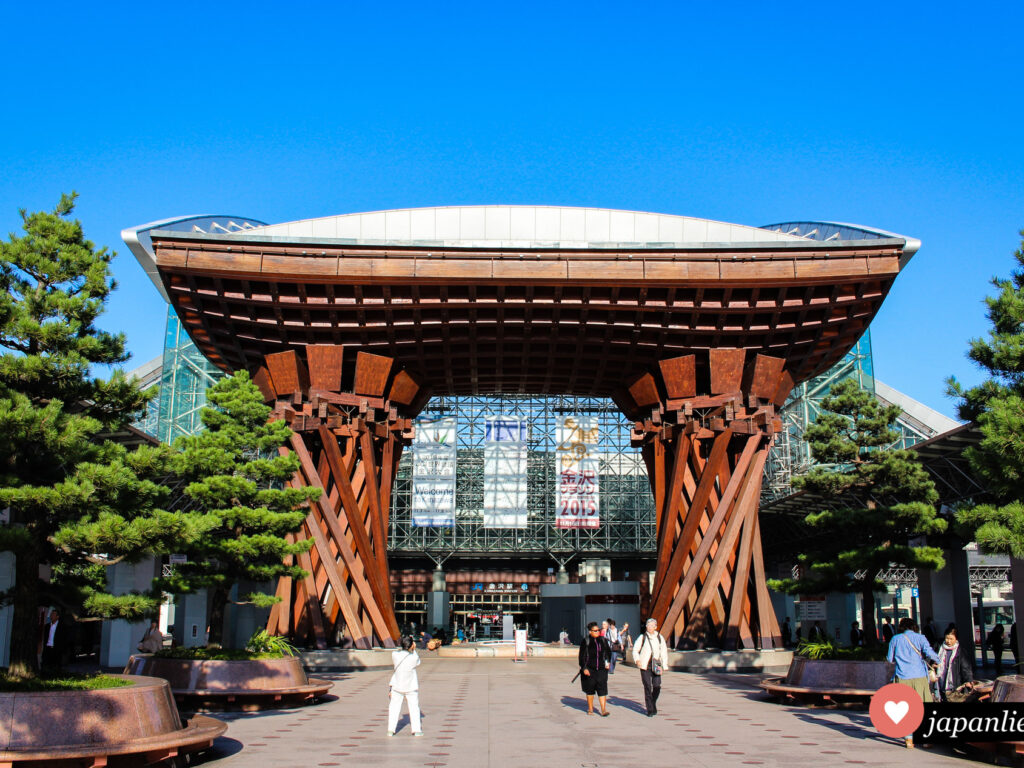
[111,207,1003,658]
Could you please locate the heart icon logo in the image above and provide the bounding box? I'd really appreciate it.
[870,684,925,738]
[884,700,909,724]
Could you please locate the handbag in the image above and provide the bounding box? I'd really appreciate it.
[611,640,623,653]
[945,683,975,703]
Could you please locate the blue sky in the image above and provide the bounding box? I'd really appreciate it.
[1,2,1021,419]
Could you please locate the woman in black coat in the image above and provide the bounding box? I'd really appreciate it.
[578,621,612,716]
[935,627,974,701]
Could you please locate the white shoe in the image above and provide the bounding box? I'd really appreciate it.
[413,731,424,737]
[387,731,395,737]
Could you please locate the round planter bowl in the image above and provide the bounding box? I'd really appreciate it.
[761,657,895,701]
[125,654,332,711]
[0,674,225,764]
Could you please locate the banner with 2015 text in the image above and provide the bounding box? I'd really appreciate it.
[555,415,600,529]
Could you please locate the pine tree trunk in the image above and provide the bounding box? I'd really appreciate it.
[9,547,40,678]
[861,586,878,648]
[207,587,229,647]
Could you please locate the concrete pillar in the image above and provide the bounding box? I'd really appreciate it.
[171,590,209,648]
[1013,558,1024,664]
[226,582,274,649]
[918,541,973,653]
[100,558,161,668]
[0,553,14,667]
[426,568,449,632]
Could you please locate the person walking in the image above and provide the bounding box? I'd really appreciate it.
[634,617,669,717]
[881,618,894,643]
[988,623,1006,676]
[887,618,939,748]
[935,627,974,702]
[578,621,612,716]
[781,617,792,648]
[41,609,69,671]
[849,621,864,648]
[387,635,423,737]
[606,618,621,674]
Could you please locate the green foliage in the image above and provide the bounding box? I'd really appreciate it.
[0,673,132,692]
[769,378,945,609]
[0,195,206,675]
[948,233,1024,558]
[157,371,318,646]
[794,640,888,662]
[246,628,298,657]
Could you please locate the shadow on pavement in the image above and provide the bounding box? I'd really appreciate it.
[606,695,646,715]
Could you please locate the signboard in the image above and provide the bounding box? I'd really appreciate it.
[799,595,827,621]
[169,554,187,565]
[555,415,600,529]
[411,417,457,527]
[514,628,528,662]
[911,587,919,598]
[483,582,530,594]
[483,416,527,528]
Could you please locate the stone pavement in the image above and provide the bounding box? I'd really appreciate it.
[193,658,976,768]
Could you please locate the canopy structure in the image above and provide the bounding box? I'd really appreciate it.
[126,206,919,649]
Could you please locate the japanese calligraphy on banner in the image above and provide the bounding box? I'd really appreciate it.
[411,417,456,527]
[555,415,600,529]
[483,416,528,528]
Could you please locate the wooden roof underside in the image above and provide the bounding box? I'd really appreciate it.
[153,236,904,397]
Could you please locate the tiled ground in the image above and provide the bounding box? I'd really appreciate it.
[193,658,977,768]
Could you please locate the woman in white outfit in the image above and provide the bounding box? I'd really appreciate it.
[388,635,423,736]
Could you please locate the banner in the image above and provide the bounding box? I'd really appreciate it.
[483,416,527,528]
[411,417,457,527]
[555,415,600,529]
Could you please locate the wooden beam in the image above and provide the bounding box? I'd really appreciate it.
[709,348,745,394]
[307,344,345,392]
[265,349,309,395]
[353,351,393,397]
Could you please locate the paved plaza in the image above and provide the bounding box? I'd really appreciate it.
[194,658,975,768]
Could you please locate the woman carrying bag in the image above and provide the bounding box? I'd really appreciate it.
[887,618,940,748]
[634,617,670,717]
[387,635,424,737]
[935,626,975,702]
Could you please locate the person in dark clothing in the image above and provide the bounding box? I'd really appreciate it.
[988,624,1006,676]
[578,621,612,716]
[881,618,894,643]
[1010,623,1019,667]
[41,609,70,670]
[935,627,974,701]
[781,617,792,648]
[808,621,826,642]
[850,621,864,647]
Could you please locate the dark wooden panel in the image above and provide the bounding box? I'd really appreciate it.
[307,344,345,393]
[388,369,420,406]
[252,366,277,402]
[628,372,661,408]
[772,369,796,406]
[353,352,394,397]
[709,348,745,394]
[749,354,785,400]
[658,355,696,400]
[265,350,308,395]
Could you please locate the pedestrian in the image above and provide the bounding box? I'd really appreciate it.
[935,627,974,702]
[137,619,163,653]
[881,617,894,643]
[887,618,939,748]
[620,622,632,651]
[387,635,423,737]
[606,618,622,674]
[578,621,612,716]
[1011,622,1018,667]
[634,617,669,717]
[849,621,864,648]
[988,623,1006,676]
[923,616,939,647]
[41,608,68,671]
[558,628,570,645]
[808,621,826,642]
[781,617,792,648]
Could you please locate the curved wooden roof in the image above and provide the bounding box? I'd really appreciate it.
[147,208,914,399]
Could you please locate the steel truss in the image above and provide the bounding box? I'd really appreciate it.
[388,394,656,559]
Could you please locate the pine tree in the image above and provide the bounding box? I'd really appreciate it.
[158,371,318,647]
[768,378,945,645]
[0,195,204,677]
[948,231,1024,661]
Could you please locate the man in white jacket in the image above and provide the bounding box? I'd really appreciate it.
[634,618,670,717]
[388,636,423,736]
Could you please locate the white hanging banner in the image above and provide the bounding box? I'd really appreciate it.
[555,415,600,529]
[483,416,528,528]
[411,417,457,527]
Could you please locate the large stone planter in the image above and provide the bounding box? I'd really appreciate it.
[126,654,332,711]
[0,674,225,765]
[760,657,894,703]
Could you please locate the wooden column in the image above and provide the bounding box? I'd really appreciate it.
[260,346,422,649]
[625,352,793,650]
